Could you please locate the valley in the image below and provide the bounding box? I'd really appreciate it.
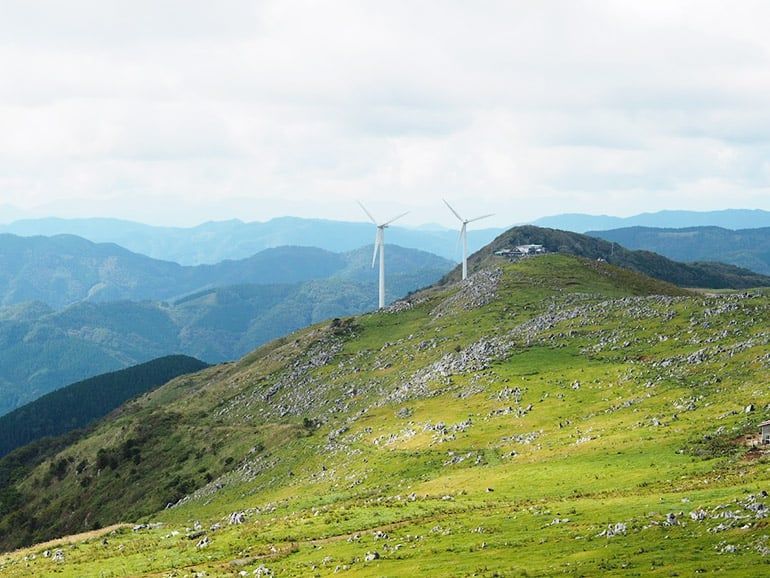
[0,242,451,416]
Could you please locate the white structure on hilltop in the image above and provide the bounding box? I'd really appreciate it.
[494,244,547,258]
[515,244,545,255]
[443,200,494,280]
[358,202,408,309]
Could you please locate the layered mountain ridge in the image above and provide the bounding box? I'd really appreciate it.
[588,226,770,276]
[0,235,452,309]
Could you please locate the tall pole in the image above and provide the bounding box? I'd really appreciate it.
[378,235,385,309]
[462,223,468,280]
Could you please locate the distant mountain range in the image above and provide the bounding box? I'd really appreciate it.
[3,210,769,265]
[0,234,451,309]
[533,209,770,233]
[462,225,770,289]
[587,226,770,275]
[0,245,451,416]
[0,217,503,265]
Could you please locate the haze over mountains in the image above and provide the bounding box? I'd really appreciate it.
[532,208,770,233]
[0,217,504,266]
[589,226,770,276]
[3,209,770,267]
[0,234,451,309]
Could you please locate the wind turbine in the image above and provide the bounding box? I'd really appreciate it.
[358,201,408,309]
[443,200,494,280]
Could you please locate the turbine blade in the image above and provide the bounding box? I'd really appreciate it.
[382,211,409,226]
[443,199,463,221]
[357,201,378,225]
[456,224,465,251]
[371,230,381,268]
[467,213,494,223]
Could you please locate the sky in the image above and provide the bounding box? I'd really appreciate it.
[2,1,770,227]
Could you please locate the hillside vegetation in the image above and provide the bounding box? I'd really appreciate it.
[460,225,770,288]
[0,355,208,459]
[0,254,768,576]
[589,225,770,275]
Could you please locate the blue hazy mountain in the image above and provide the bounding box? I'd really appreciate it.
[0,217,504,265]
[533,209,770,233]
[0,234,452,309]
[587,226,770,275]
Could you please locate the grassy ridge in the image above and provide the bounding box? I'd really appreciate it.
[0,254,768,576]
[458,225,770,288]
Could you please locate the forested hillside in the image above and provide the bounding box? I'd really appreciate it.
[588,226,770,275]
[0,355,208,458]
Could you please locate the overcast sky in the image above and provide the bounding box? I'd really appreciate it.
[2,1,770,227]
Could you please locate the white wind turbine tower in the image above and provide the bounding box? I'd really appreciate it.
[358,202,409,309]
[443,200,494,281]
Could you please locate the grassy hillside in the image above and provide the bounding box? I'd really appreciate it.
[0,355,208,459]
[459,225,770,288]
[0,254,768,576]
[589,226,770,275]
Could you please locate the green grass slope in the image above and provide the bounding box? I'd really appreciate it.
[0,255,769,577]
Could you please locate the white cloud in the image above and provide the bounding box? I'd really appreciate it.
[1,0,770,226]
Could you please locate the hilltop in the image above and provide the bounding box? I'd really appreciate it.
[458,225,770,289]
[589,226,770,276]
[0,253,768,576]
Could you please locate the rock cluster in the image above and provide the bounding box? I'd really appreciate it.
[431,268,503,318]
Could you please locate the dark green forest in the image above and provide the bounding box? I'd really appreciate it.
[0,355,208,459]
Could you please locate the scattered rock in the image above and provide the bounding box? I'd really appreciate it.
[598,522,627,538]
[196,536,210,549]
[229,511,246,525]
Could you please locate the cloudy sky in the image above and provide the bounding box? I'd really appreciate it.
[2,0,770,226]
